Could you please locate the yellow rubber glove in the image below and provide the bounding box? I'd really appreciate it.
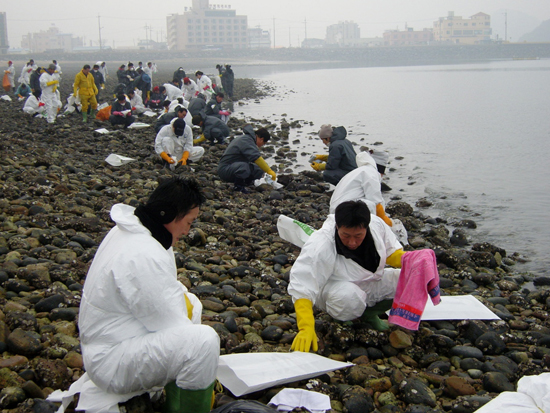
[254,157,276,180]
[184,294,193,320]
[315,154,329,162]
[193,134,206,145]
[311,162,325,171]
[376,204,393,227]
[160,152,176,164]
[46,80,59,86]
[291,298,318,352]
[386,249,405,268]
[179,151,190,165]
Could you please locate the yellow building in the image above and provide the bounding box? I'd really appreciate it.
[167,0,248,50]
[433,11,492,44]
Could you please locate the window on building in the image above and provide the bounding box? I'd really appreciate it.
[472,23,476,26]
[463,30,473,35]
[464,23,468,26]
[446,31,450,34]
[204,37,210,42]
[204,19,208,23]
[196,19,201,23]
[241,25,246,30]
[189,39,194,43]
[188,19,193,23]
[219,25,224,29]
[453,30,462,35]
[188,32,193,37]
[485,22,489,26]
[242,37,247,42]
[213,39,218,42]
[227,38,232,42]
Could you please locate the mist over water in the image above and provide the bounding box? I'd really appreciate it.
[237,59,550,275]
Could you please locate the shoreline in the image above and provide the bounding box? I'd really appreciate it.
[0,65,549,412]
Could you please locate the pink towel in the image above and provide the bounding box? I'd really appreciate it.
[388,249,441,330]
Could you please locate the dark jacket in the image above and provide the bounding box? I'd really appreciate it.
[217,125,260,180]
[323,126,357,185]
[205,97,223,118]
[188,97,207,117]
[117,69,129,85]
[222,66,234,97]
[30,69,42,92]
[198,111,230,143]
[111,99,132,114]
[92,70,104,89]
[154,111,177,133]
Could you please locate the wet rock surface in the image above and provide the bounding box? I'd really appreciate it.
[0,64,549,412]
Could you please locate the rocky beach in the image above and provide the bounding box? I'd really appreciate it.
[1,62,550,413]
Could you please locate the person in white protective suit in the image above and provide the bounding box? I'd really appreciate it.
[162,81,184,101]
[18,59,36,85]
[96,61,108,87]
[143,62,157,93]
[72,177,219,413]
[127,89,146,115]
[195,71,213,101]
[5,61,15,90]
[155,118,205,170]
[182,77,199,101]
[288,200,406,353]
[22,90,46,116]
[329,151,393,226]
[39,64,60,124]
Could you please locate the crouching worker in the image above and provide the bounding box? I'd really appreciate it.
[110,93,135,128]
[155,118,205,170]
[58,177,220,413]
[217,125,276,193]
[23,89,46,117]
[191,111,230,145]
[288,200,406,352]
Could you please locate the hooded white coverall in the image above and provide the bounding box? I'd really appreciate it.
[5,63,15,88]
[155,123,205,168]
[18,63,36,85]
[66,204,219,412]
[39,71,60,123]
[143,64,157,90]
[329,152,385,215]
[163,83,184,101]
[129,93,146,114]
[23,95,45,116]
[287,214,402,321]
[196,74,213,101]
[182,79,199,101]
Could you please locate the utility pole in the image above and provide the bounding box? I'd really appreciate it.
[98,15,102,50]
[504,11,508,42]
[272,17,276,48]
[304,18,307,48]
[144,25,149,48]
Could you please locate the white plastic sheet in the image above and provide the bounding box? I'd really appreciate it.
[277,214,316,248]
[105,154,137,167]
[127,122,150,129]
[143,110,157,117]
[269,388,331,413]
[419,295,500,321]
[1,95,12,101]
[94,128,111,134]
[217,352,353,397]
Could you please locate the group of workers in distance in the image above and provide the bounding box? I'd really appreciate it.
[11,58,440,413]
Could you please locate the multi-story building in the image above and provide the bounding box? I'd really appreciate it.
[383,27,434,46]
[433,11,492,44]
[248,27,271,49]
[167,0,248,50]
[0,12,8,54]
[21,26,83,53]
[325,21,360,47]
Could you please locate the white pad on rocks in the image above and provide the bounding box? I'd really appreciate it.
[419,295,500,321]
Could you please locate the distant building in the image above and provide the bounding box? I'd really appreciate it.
[302,38,325,48]
[167,0,248,50]
[21,25,83,53]
[383,27,434,46]
[0,12,8,54]
[248,27,271,48]
[433,11,492,44]
[325,21,360,47]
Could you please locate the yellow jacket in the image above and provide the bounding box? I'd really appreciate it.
[74,71,98,97]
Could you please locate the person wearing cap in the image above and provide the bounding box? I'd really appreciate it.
[288,200,406,354]
[173,67,187,88]
[155,118,205,170]
[132,69,151,102]
[195,71,213,101]
[310,124,357,186]
[109,93,135,128]
[39,63,60,124]
[74,64,99,122]
[191,111,230,145]
[329,151,393,227]
[148,86,165,109]
[4,61,15,92]
[221,64,234,99]
[23,89,46,117]
[72,177,219,413]
[205,92,230,123]
[182,77,199,101]
[217,125,276,193]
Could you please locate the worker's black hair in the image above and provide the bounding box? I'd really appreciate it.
[177,106,188,114]
[255,127,270,142]
[116,93,126,101]
[216,92,224,98]
[191,115,202,126]
[162,100,171,107]
[83,64,91,70]
[335,201,371,229]
[144,177,205,223]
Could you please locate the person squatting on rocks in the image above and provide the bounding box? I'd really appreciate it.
[16,82,31,99]
[191,111,230,145]
[182,77,199,101]
[110,93,135,128]
[329,151,393,227]
[39,63,60,124]
[217,125,276,193]
[155,118,205,170]
[161,81,184,102]
[75,177,219,413]
[205,92,231,123]
[155,105,188,133]
[22,89,46,117]
[187,93,206,117]
[195,71,213,101]
[127,89,146,115]
[73,64,99,122]
[310,124,358,186]
[288,200,406,354]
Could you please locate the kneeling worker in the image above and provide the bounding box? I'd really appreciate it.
[288,200,406,352]
[155,118,205,170]
[77,177,219,413]
[217,125,276,193]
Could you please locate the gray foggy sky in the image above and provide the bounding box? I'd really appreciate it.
[3,0,548,49]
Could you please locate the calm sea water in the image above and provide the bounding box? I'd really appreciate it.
[237,59,550,275]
